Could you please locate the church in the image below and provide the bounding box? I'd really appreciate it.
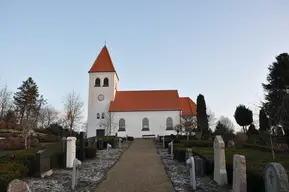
[86,45,196,138]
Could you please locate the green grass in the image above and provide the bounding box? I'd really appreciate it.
[0,129,21,133]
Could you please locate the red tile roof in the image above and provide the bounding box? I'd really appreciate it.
[88,46,118,77]
[109,90,181,112]
[179,97,197,116]
[108,90,196,116]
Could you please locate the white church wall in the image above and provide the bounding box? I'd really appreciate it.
[112,110,181,138]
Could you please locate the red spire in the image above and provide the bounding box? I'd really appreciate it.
[88,45,117,74]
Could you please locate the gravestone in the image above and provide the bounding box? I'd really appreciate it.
[228,140,235,148]
[79,132,85,161]
[119,138,122,149]
[265,162,289,192]
[186,157,196,190]
[186,148,193,160]
[7,179,31,192]
[35,149,53,178]
[168,141,174,159]
[162,137,165,148]
[66,137,77,168]
[107,143,112,150]
[233,154,246,192]
[71,158,82,190]
[194,156,204,177]
[213,135,228,186]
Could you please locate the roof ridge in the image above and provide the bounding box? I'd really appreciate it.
[118,90,178,92]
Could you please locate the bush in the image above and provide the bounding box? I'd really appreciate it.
[180,140,213,148]
[0,162,28,191]
[85,147,97,159]
[38,135,60,143]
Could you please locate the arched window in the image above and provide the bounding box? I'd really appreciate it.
[97,113,100,119]
[95,78,101,87]
[119,118,126,131]
[142,118,149,131]
[166,117,173,130]
[103,78,109,87]
[101,113,105,119]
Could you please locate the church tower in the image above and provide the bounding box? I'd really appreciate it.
[87,45,119,138]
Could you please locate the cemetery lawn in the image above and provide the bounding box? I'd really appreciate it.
[191,147,289,174]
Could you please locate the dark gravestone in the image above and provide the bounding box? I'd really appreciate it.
[35,149,53,178]
[96,129,105,137]
[79,132,85,161]
[194,156,204,177]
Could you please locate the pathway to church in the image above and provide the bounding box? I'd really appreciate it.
[94,139,174,192]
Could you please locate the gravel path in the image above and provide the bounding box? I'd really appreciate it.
[24,142,130,192]
[94,139,174,192]
[156,143,230,192]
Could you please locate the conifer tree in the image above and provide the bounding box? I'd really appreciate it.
[196,94,209,139]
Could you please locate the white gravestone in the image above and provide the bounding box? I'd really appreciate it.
[233,154,246,192]
[71,158,82,190]
[186,157,196,190]
[118,138,121,148]
[7,179,31,192]
[265,162,289,192]
[213,135,228,186]
[162,137,165,148]
[168,141,174,159]
[66,137,77,168]
[107,143,112,151]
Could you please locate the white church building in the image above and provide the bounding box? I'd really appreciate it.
[86,45,196,138]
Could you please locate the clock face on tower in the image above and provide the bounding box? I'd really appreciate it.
[98,94,104,101]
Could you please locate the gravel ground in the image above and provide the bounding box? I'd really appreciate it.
[24,142,130,192]
[156,143,230,192]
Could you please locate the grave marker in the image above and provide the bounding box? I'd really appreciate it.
[79,132,85,161]
[119,138,122,149]
[66,137,77,168]
[7,179,31,192]
[265,162,289,192]
[35,149,53,178]
[194,156,204,177]
[168,141,174,159]
[162,137,165,148]
[233,154,246,192]
[213,135,228,186]
[186,157,196,190]
[71,158,82,190]
[107,143,112,150]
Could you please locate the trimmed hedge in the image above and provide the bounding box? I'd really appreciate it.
[180,140,213,148]
[0,162,28,191]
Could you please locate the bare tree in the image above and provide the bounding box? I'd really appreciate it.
[21,119,35,149]
[0,84,13,121]
[62,91,84,135]
[207,108,217,131]
[98,112,117,136]
[219,116,235,131]
[38,105,58,128]
[182,116,197,140]
[174,124,183,137]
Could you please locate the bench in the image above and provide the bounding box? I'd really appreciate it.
[142,134,156,139]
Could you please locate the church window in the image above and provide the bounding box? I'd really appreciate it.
[101,113,105,119]
[97,113,100,119]
[95,78,101,87]
[103,78,109,87]
[118,118,126,131]
[166,117,173,130]
[142,118,149,131]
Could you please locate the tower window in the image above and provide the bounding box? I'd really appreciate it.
[142,118,149,131]
[101,113,105,119]
[95,78,101,87]
[97,113,100,119]
[103,78,109,87]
